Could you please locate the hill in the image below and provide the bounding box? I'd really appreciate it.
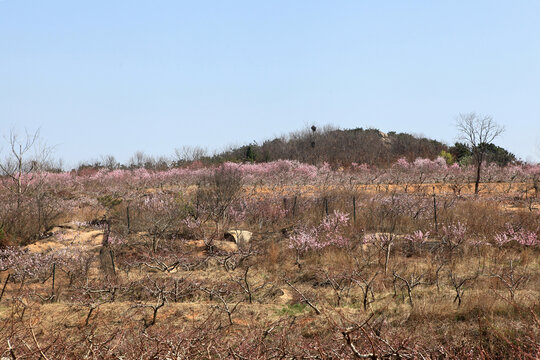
[214,126,519,168]
[215,127,448,167]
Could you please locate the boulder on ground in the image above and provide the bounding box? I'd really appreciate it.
[224,230,252,245]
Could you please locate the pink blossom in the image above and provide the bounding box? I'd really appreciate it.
[184,217,201,230]
[289,210,350,253]
[394,158,410,169]
[494,224,539,247]
[405,230,429,244]
[442,221,467,246]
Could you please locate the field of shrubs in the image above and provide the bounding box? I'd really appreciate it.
[0,158,539,359]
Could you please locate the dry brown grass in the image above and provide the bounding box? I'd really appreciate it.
[0,181,538,359]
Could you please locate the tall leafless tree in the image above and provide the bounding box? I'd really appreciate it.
[0,129,52,209]
[173,145,207,165]
[456,113,504,194]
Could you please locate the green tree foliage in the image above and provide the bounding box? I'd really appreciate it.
[439,150,454,165]
[479,143,516,166]
[449,142,515,167]
[449,142,472,164]
[245,143,258,163]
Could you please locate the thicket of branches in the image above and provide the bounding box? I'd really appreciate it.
[71,124,520,171]
[0,126,538,359]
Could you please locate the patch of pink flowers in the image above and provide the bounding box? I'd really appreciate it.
[442,221,467,246]
[289,210,350,253]
[494,224,539,247]
[405,230,430,244]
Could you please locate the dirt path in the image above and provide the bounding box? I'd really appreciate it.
[25,223,104,253]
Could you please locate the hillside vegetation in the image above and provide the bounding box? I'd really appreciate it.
[72,126,517,171]
[0,155,538,358]
[214,126,516,168]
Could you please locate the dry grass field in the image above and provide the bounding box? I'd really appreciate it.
[0,165,539,359]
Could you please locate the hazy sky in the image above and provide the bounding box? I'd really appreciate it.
[1,1,540,167]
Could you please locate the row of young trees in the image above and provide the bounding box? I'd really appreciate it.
[0,113,528,178]
[1,143,539,246]
[0,174,538,357]
[8,114,520,175]
[218,113,517,170]
[0,142,538,358]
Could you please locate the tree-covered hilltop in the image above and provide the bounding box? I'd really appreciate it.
[70,126,518,171]
[214,126,517,168]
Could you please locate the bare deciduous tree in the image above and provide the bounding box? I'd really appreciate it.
[0,129,60,242]
[100,154,119,170]
[0,129,51,208]
[173,145,207,165]
[195,165,243,249]
[456,113,504,194]
[392,269,429,307]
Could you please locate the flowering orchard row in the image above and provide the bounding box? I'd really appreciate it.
[2,158,540,192]
[0,156,539,358]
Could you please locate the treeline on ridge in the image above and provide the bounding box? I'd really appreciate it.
[215,126,516,168]
[76,126,517,171]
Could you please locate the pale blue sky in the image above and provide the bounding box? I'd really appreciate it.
[1,1,540,167]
